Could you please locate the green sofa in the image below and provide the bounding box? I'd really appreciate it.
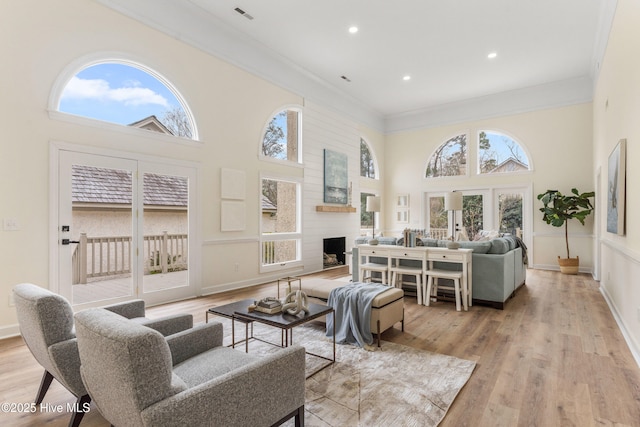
[352,236,527,309]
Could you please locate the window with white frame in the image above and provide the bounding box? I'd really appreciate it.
[425,133,467,178]
[360,138,377,178]
[58,61,196,139]
[261,108,302,163]
[260,176,301,270]
[478,131,530,174]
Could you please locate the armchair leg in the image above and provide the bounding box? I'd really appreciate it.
[68,394,91,427]
[295,405,304,427]
[35,370,54,405]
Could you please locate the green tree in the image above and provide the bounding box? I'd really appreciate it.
[462,195,483,239]
[360,139,375,178]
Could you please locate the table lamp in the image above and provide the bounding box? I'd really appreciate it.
[366,195,381,245]
[444,191,463,249]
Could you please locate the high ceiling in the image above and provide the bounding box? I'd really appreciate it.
[98,0,615,130]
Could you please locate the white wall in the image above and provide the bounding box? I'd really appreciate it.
[0,0,382,335]
[593,0,640,362]
[384,104,594,270]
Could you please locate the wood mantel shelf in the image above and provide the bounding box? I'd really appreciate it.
[315,205,356,213]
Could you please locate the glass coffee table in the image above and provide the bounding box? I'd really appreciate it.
[207,299,335,378]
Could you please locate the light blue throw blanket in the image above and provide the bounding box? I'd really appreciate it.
[326,282,389,348]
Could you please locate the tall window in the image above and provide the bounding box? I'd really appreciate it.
[58,61,196,139]
[260,177,301,270]
[261,108,301,163]
[478,131,530,174]
[360,138,377,178]
[425,134,467,177]
[360,192,376,235]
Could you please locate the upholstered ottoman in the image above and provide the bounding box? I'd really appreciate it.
[299,278,405,347]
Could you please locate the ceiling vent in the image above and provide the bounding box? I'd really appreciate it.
[234,7,254,20]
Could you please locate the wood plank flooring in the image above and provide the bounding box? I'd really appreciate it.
[1,268,639,426]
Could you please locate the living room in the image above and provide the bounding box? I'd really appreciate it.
[1,0,640,425]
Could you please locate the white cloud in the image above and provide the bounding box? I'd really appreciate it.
[61,76,169,107]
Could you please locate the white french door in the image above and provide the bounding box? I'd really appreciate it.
[57,150,197,308]
[424,186,532,250]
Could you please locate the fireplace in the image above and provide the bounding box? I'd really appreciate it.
[323,237,345,269]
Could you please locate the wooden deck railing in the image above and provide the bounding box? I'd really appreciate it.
[72,232,188,284]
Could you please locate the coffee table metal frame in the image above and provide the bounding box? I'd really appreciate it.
[207,299,335,378]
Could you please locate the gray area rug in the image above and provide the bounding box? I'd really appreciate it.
[216,318,475,426]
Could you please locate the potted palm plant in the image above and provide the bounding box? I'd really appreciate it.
[537,188,595,274]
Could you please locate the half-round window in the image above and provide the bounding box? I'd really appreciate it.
[58,61,196,139]
[261,108,302,163]
[425,134,467,178]
[360,138,378,179]
[478,131,530,174]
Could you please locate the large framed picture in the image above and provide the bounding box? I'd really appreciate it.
[323,149,348,204]
[607,138,626,235]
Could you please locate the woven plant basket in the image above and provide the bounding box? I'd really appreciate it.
[558,256,579,274]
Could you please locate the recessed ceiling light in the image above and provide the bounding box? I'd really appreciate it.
[403,75,411,81]
[488,52,497,59]
[348,26,358,34]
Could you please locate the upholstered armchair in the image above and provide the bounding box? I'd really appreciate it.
[12,283,194,427]
[74,308,306,427]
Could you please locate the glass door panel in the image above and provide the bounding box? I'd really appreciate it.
[461,194,484,241]
[60,152,137,306]
[141,171,189,294]
[428,195,448,239]
[498,192,524,238]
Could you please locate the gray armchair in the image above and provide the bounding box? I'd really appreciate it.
[12,283,194,427]
[74,308,306,427]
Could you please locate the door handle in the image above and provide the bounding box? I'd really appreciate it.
[61,239,80,245]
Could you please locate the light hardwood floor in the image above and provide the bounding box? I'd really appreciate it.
[1,268,639,426]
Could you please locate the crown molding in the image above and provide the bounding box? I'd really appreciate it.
[384,76,594,133]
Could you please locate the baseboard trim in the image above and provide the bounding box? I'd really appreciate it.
[0,324,20,340]
[600,285,640,368]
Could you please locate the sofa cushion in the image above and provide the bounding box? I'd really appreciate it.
[457,241,492,253]
[420,238,440,247]
[487,238,510,254]
[502,235,517,250]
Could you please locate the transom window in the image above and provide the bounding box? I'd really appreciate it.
[58,61,196,139]
[261,108,302,163]
[360,138,377,179]
[425,134,467,178]
[478,131,530,174]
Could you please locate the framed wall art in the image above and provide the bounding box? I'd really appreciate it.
[323,149,348,204]
[606,138,626,235]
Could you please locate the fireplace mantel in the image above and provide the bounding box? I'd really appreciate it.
[316,205,356,213]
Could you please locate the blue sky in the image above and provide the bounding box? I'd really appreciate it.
[59,63,182,125]
[482,132,528,166]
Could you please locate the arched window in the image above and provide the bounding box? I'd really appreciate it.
[478,131,530,174]
[360,138,378,179]
[57,61,196,139]
[261,108,302,163]
[425,134,467,178]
